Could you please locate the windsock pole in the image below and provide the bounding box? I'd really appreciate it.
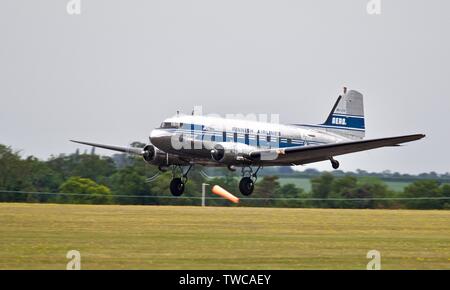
[201,183,209,207]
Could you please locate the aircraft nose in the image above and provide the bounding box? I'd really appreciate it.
[150,129,172,149]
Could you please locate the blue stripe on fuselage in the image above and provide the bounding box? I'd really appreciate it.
[323,114,365,129]
[163,124,325,149]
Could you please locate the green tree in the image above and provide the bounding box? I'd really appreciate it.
[440,184,450,209]
[0,145,23,191]
[0,145,26,202]
[47,153,116,183]
[310,172,334,208]
[275,183,305,208]
[361,182,389,209]
[253,176,280,207]
[329,175,358,208]
[403,180,443,209]
[22,157,62,192]
[109,167,152,204]
[0,146,62,202]
[59,177,112,204]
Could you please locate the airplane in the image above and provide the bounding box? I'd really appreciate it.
[71,88,425,197]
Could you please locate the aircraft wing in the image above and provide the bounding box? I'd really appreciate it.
[249,134,425,165]
[70,140,143,155]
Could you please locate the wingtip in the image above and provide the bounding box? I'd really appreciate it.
[70,140,88,146]
[408,134,426,140]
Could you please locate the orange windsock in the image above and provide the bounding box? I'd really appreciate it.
[211,185,240,203]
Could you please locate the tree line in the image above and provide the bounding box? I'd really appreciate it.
[0,144,449,209]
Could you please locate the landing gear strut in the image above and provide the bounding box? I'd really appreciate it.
[330,157,340,170]
[238,166,261,196]
[169,165,192,196]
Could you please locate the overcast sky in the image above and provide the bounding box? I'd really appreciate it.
[1,0,449,174]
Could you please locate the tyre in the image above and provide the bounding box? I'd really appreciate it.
[170,178,185,196]
[239,177,255,196]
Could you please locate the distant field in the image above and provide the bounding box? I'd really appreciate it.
[277,177,412,192]
[383,181,412,191]
[0,203,449,269]
[277,177,313,191]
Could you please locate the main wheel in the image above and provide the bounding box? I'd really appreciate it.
[331,159,340,169]
[239,177,255,196]
[170,178,185,196]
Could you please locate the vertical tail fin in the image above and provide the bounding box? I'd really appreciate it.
[321,89,365,140]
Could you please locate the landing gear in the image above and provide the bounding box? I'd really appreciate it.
[238,166,261,196]
[169,165,192,196]
[239,177,254,196]
[330,157,340,170]
[170,178,185,196]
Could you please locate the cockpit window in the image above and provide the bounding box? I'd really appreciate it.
[160,122,182,129]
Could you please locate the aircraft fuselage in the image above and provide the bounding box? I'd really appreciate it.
[149,114,350,167]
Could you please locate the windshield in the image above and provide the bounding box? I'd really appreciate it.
[160,122,182,129]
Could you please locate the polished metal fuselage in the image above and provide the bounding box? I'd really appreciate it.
[149,115,350,167]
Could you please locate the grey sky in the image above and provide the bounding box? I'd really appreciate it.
[0,0,449,174]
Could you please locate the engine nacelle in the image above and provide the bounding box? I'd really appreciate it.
[143,144,167,165]
[142,144,156,162]
[210,143,253,164]
[142,144,188,166]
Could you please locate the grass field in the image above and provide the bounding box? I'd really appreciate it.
[0,203,449,269]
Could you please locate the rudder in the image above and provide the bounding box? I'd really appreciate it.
[321,89,365,139]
